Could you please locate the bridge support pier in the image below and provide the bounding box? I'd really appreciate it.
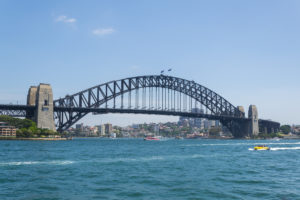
[248,105,259,136]
[26,86,37,121]
[263,127,268,134]
[221,105,260,138]
[259,119,280,135]
[220,119,249,138]
[26,84,56,131]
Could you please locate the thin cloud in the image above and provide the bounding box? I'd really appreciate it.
[92,28,115,36]
[56,15,76,23]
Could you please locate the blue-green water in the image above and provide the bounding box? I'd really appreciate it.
[1,139,300,200]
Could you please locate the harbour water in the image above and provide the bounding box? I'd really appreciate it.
[1,138,300,199]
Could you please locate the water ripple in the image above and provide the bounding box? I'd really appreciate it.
[1,139,300,199]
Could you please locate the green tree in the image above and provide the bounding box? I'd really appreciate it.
[1,115,59,138]
[280,125,291,134]
[209,127,222,136]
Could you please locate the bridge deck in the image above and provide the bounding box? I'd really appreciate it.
[0,104,279,126]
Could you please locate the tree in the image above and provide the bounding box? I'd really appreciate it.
[209,127,222,136]
[0,115,59,138]
[0,115,35,129]
[280,125,291,134]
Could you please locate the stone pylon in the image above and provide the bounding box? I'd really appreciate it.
[237,106,245,117]
[26,84,56,131]
[27,86,37,106]
[26,86,37,120]
[248,105,259,136]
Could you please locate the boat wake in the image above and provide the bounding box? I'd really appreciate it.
[99,154,211,164]
[248,147,300,151]
[183,142,300,147]
[0,154,212,166]
[0,160,74,166]
[248,148,269,151]
[270,147,300,151]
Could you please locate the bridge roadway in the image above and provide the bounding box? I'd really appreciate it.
[0,103,247,121]
[0,104,279,133]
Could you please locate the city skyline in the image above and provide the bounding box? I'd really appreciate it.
[1,0,300,126]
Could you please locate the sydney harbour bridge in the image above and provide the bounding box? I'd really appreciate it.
[0,75,280,138]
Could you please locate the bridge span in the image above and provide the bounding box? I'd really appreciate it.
[0,75,280,138]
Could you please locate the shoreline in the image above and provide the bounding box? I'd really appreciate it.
[1,136,299,141]
[0,137,70,141]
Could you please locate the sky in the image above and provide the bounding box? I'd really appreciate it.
[0,0,300,126]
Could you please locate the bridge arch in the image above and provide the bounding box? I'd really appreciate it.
[54,75,245,132]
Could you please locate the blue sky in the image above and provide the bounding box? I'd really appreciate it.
[0,0,300,126]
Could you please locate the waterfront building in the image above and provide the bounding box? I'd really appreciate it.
[194,118,203,128]
[75,123,84,131]
[105,123,112,134]
[178,108,205,128]
[292,125,300,134]
[211,120,216,127]
[96,125,106,136]
[0,122,17,137]
[132,124,139,129]
[110,132,116,138]
[101,125,106,136]
[181,119,190,127]
[90,126,98,136]
[204,120,211,130]
[215,120,220,127]
[154,124,160,134]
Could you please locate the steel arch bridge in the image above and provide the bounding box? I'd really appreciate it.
[0,75,280,137]
[52,75,278,136]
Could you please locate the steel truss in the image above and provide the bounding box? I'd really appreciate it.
[54,75,246,132]
[0,104,34,117]
[0,110,27,117]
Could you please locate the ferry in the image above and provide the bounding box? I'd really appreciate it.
[254,145,270,151]
[144,136,160,141]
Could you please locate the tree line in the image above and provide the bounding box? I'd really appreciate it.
[0,115,58,138]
